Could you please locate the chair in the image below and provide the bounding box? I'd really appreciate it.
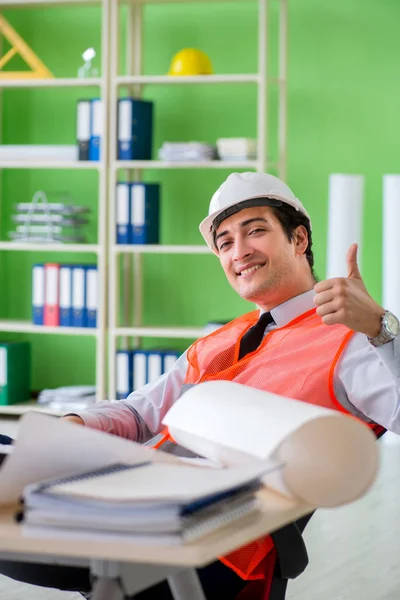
[265,425,387,600]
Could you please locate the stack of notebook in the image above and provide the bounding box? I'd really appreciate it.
[20,461,269,544]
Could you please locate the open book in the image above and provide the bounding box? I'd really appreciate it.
[0,381,378,540]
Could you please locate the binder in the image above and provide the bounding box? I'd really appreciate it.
[32,264,45,326]
[59,265,73,327]
[44,263,60,327]
[76,99,91,161]
[0,342,31,406]
[130,183,160,245]
[117,98,154,160]
[116,350,132,400]
[116,182,130,244]
[0,348,6,406]
[147,351,163,384]
[72,266,87,328]
[132,350,147,391]
[86,266,98,328]
[89,98,103,162]
[162,351,180,374]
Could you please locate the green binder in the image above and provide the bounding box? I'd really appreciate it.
[0,342,31,406]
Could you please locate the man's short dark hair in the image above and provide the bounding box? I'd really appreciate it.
[270,203,317,281]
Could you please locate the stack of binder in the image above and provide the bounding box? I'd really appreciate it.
[77,97,154,162]
[0,342,31,406]
[117,97,154,160]
[116,182,160,244]
[116,349,180,400]
[76,98,103,161]
[32,263,98,328]
[10,202,91,244]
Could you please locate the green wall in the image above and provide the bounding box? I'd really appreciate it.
[0,0,395,392]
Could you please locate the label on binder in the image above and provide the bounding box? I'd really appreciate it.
[44,263,60,327]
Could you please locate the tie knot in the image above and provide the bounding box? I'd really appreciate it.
[238,311,274,360]
[257,311,274,328]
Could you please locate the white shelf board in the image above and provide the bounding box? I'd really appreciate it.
[0,401,65,417]
[113,326,204,339]
[0,0,99,5]
[0,78,102,89]
[0,321,98,336]
[115,160,260,170]
[0,161,102,170]
[116,74,260,85]
[112,244,210,254]
[0,242,99,253]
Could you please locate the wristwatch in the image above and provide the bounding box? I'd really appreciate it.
[368,310,400,347]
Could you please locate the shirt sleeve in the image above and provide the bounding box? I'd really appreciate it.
[71,351,189,441]
[334,333,400,433]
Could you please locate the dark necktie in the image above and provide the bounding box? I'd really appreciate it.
[238,311,274,360]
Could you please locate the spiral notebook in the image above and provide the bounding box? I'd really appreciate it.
[21,461,273,544]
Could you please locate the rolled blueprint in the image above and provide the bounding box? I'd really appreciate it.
[326,174,364,278]
[382,175,400,316]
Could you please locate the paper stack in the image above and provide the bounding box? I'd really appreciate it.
[216,138,257,161]
[158,142,216,162]
[0,145,78,162]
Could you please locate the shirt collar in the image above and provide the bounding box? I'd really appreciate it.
[259,289,316,328]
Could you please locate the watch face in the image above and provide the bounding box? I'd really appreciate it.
[384,312,400,336]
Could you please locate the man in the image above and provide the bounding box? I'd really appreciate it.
[2,172,400,599]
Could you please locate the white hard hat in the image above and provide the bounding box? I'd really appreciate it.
[199,172,312,249]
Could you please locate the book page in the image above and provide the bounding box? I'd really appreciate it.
[163,380,379,508]
[0,412,178,506]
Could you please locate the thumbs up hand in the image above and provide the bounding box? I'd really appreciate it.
[314,244,385,337]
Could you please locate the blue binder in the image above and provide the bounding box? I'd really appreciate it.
[117,98,153,160]
[132,350,147,391]
[89,98,103,161]
[146,350,163,384]
[32,264,45,325]
[60,265,73,327]
[116,350,133,400]
[130,183,160,245]
[85,266,98,328]
[116,182,131,244]
[72,266,87,328]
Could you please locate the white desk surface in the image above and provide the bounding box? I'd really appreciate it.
[0,490,311,568]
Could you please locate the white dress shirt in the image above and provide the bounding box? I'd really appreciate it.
[77,290,400,439]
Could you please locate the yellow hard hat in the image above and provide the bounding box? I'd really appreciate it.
[168,48,213,76]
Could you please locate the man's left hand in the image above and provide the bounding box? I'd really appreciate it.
[314,243,384,338]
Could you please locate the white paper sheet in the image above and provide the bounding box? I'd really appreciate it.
[382,175,400,316]
[163,381,378,508]
[326,174,364,278]
[0,413,177,505]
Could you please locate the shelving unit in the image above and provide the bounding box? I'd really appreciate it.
[107,0,288,399]
[0,0,110,414]
[0,0,288,411]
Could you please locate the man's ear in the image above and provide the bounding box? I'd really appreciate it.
[294,225,308,255]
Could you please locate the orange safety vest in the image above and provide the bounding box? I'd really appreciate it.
[155,308,382,581]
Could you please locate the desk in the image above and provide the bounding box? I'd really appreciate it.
[0,490,312,600]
